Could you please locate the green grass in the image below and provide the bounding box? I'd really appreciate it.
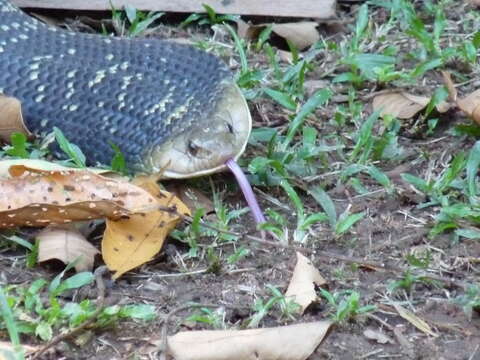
[1,0,480,352]
[0,263,155,343]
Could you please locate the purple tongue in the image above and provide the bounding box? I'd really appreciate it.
[226,159,266,225]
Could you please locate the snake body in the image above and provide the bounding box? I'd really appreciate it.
[0,0,251,178]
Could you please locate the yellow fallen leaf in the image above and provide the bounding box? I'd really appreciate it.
[102,178,190,279]
[167,321,332,360]
[285,252,327,313]
[37,227,100,272]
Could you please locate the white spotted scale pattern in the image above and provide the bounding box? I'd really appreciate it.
[0,0,232,168]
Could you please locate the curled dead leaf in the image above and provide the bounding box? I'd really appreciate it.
[102,178,190,279]
[0,159,111,178]
[472,103,480,124]
[235,21,319,50]
[236,19,258,40]
[0,167,158,228]
[0,95,31,142]
[372,91,450,119]
[363,328,393,344]
[167,321,332,360]
[285,252,327,313]
[457,89,480,124]
[441,71,458,102]
[271,22,320,50]
[373,92,429,119]
[37,227,99,272]
[442,71,480,125]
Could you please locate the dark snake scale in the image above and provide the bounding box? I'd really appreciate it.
[0,0,251,178]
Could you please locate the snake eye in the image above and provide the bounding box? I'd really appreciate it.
[226,122,234,134]
[187,140,199,156]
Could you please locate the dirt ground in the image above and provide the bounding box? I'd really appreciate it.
[1,1,480,359]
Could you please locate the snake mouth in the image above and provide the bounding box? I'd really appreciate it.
[142,82,252,179]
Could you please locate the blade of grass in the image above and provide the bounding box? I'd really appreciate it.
[309,186,337,229]
[281,89,332,151]
[0,286,23,360]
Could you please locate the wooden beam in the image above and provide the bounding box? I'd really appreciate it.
[12,0,336,19]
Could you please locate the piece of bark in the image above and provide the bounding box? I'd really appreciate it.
[13,0,336,19]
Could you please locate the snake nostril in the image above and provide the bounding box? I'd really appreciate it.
[187,140,200,156]
[226,122,234,134]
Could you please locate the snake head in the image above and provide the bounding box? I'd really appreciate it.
[144,82,251,179]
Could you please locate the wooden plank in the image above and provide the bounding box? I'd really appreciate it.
[12,0,336,19]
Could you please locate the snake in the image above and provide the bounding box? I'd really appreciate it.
[0,0,252,178]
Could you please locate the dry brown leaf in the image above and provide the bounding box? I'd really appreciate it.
[37,227,99,272]
[235,21,319,50]
[457,89,480,124]
[102,178,190,279]
[0,95,31,142]
[372,92,430,119]
[393,303,439,337]
[167,321,332,360]
[0,159,111,178]
[271,22,320,50]
[0,167,157,228]
[363,328,393,344]
[278,50,294,64]
[165,182,214,214]
[372,91,451,119]
[441,70,458,101]
[285,252,327,313]
[442,71,480,125]
[236,19,258,40]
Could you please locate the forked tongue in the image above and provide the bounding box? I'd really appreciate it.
[225,159,266,225]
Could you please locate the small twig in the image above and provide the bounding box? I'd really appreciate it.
[365,313,395,332]
[30,266,109,360]
[154,269,208,278]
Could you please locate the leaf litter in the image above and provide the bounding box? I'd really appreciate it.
[37,226,99,272]
[0,160,191,278]
[285,252,327,313]
[0,164,158,228]
[236,20,320,50]
[0,95,30,142]
[103,177,190,279]
[442,71,480,124]
[372,91,450,119]
[166,321,332,360]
